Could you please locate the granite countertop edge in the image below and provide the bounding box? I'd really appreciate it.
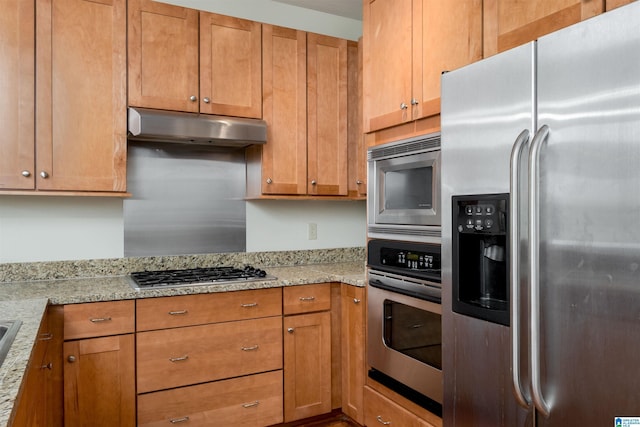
[0,261,366,427]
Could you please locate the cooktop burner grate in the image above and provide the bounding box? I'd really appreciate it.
[129,266,276,290]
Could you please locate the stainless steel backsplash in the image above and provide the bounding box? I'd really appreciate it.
[124,141,246,257]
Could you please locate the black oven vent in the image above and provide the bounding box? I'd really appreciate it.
[368,133,440,161]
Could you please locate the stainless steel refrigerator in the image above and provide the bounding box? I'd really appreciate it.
[440,2,640,426]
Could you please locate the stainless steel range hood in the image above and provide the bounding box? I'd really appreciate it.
[127,107,267,147]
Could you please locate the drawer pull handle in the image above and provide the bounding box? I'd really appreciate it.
[299,296,316,302]
[39,332,53,341]
[41,362,53,370]
[242,401,260,408]
[169,416,190,424]
[168,310,188,315]
[241,345,259,351]
[376,415,391,425]
[169,355,189,362]
[89,317,112,323]
[240,303,258,308]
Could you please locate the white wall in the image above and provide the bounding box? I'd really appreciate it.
[0,197,366,263]
[160,0,362,41]
[0,197,124,263]
[246,200,366,252]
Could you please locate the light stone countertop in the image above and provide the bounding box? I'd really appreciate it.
[0,259,365,427]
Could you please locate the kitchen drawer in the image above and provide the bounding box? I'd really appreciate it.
[283,283,331,315]
[138,370,284,427]
[364,386,426,427]
[137,316,283,393]
[136,287,282,331]
[64,300,134,340]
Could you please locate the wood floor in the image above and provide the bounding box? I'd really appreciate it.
[274,412,361,427]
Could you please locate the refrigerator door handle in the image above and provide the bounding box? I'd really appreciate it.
[529,124,551,417]
[509,129,532,409]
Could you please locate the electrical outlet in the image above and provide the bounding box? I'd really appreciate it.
[308,223,318,240]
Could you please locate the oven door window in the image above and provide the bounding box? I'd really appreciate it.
[383,299,442,370]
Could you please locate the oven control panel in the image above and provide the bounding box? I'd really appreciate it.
[380,248,436,270]
[367,239,441,283]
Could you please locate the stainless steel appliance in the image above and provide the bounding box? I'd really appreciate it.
[367,132,441,243]
[367,239,442,416]
[441,3,640,426]
[129,265,276,290]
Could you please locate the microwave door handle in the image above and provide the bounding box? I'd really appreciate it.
[509,129,532,409]
[529,125,551,417]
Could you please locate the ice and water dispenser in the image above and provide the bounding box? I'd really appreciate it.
[452,194,509,325]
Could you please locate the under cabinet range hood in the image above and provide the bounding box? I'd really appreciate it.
[127,107,267,147]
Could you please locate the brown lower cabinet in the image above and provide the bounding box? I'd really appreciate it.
[364,386,437,427]
[10,305,63,427]
[62,301,136,427]
[138,370,283,427]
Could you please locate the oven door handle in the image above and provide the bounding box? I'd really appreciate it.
[509,128,532,409]
[368,271,441,303]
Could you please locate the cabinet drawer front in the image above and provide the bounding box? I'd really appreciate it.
[364,386,422,427]
[136,288,282,331]
[64,300,134,340]
[138,370,283,427]
[137,316,283,393]
[283,283,331,315]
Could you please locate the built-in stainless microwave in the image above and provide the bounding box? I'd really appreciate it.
[367,132,441,243]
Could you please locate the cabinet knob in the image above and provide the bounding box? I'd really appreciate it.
[353,298,361,304]
[311,180,317,185]
[21,170,31,177]
[41,362,53,370]
[67,355,76,363]
[203,97,210,104]
[189,95,197,102]
[411,98,419,105]
[266,178,273,184]
[400,102,408,110]
[40,171,49,179]
[356,180,363,185]
[287,327,294,333]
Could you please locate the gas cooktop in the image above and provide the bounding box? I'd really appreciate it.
[129,265,277,290]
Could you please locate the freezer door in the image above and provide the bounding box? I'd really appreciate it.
[533,3,640,425]
[440,43,535,427]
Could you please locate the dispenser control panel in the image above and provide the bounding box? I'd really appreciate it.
[455,195,508,234]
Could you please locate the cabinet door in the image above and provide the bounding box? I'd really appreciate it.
[347,40,366,198]
[307,33,348,196]
[341,285,365,424]
[261,25,307,195]
[363,0,413,133]
[63,334,135,427]
[283,311,332,422]
[35,0,127,192]
[128,0,199,112]
[413,0,483,120]
[483,0,603,56]
[0,0,35,190]
[200,12,262,118]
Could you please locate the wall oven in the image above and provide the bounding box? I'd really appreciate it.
[367,132,441,244]
[367,239,443,416]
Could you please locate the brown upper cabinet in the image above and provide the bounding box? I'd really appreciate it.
[249,26,351,197]
[1,0,127,193]
[128,0,262,119]
[482,0,604,56]
[362,0,483,133]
